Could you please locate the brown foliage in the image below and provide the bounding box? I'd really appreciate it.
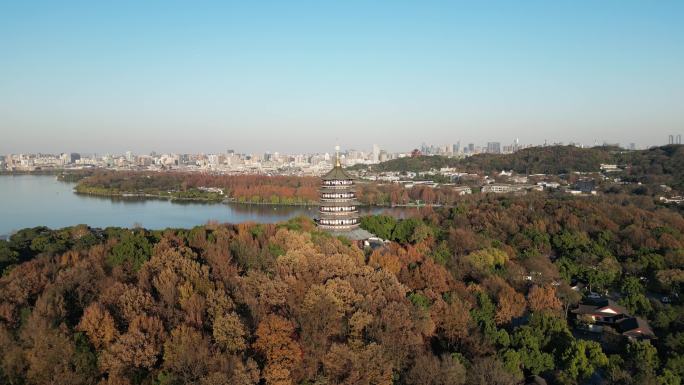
[163,325,211,383]
[101,315,166,375]
[212,312,247,353]
[405,354,466,385]
[434,297,472,344]
[527,285,563,313]
[254,315,303,385]
[78,303,118,349]
[494,283,526,325]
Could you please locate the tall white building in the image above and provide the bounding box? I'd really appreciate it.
[372,144,380,163]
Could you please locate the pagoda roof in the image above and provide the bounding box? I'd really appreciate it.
[322,165,354,181]
[326,227,375,241]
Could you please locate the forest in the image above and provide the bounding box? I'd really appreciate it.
[1,193,683,385]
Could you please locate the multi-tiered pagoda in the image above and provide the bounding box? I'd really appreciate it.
[316,147,373,241]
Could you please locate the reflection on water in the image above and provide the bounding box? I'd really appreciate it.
[0,175,416,236]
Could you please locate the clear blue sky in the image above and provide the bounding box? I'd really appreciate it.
[1,0,683,154]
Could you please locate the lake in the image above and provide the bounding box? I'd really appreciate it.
[0,175,411,236]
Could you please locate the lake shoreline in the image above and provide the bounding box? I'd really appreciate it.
[0,175,421,238]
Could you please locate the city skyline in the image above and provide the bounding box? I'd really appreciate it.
[1,134,680,157]
[2,1,683,154]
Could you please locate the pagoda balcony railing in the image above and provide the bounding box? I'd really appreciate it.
[320,185,356,190]
[322,180,354,186]
[319,206,357,212]
[318,210,359,216]
[317,220,360,227]
[316,224,360,231]
[320,198,357,203]
[321,193,355,198]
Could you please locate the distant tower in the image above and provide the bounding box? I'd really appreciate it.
[677,134,682,145]
[669,135,675,144]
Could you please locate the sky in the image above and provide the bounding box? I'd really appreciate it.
[1,0,683,154]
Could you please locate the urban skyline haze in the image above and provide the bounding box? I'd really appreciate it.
[1,1,683,154]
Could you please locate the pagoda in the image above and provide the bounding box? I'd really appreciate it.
[316,147,373,241]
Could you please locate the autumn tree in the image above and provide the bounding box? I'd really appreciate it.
[212,312,246,353]
[404,354,466,385]
[528,285,562,313]
[163,325,211,384]
[254,315,303,385]
[100,315,166,376]
[77,303,118,349]
[435,297,472,345]
[494,283,526,325]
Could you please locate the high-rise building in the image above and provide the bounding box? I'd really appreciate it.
[487,142,501,154]
[677,135,682,145]
[669,135,675,144]
[468,143,475,153]
[372,144,381,163]
[316,146,372,241]
[452,141,460,154]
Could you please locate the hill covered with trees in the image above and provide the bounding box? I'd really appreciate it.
[616,145,684,190]
[352,145,618,174]
[1,193,682,385]
[358,145,684,185]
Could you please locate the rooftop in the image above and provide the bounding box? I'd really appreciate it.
[572,298,629,317]
[617,317,656,339]
[326,227,374,241]
[321,165,354,181]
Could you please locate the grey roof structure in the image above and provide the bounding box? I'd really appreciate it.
[572,298,628,317]
[327,228,375,241]
[321,165,354,181]
[617,317,656,339]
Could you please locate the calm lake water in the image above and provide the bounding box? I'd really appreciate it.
[0,175,410,236]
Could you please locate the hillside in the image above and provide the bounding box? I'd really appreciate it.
[358,145,683,173]
[356,144,684,190]
[459,145,617,174]
[616,145,684,190]
[354,145,618,174]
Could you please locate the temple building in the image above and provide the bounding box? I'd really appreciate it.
[316,147,373,241]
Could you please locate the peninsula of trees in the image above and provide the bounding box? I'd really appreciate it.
[69,172,472,207]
